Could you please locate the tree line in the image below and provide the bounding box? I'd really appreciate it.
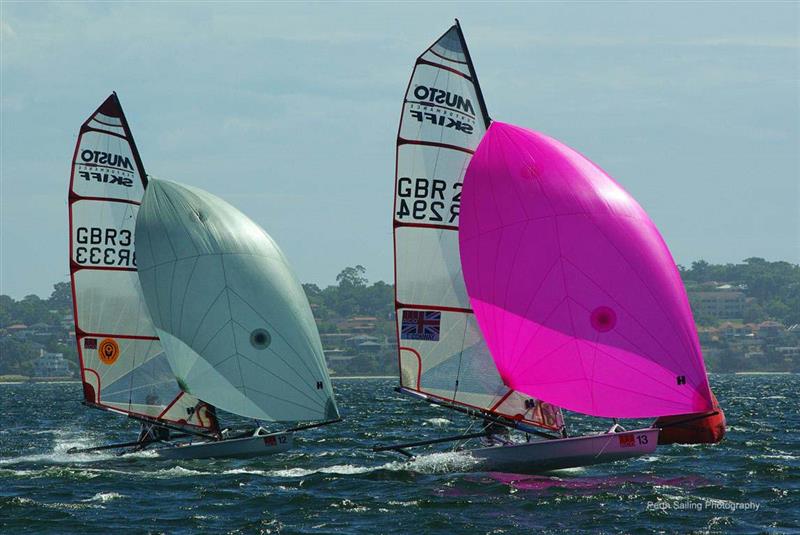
[1,259,798,375]
[679,257,800,326]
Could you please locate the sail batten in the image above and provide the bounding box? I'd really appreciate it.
[68,93,216,432]
[393,25,563,431]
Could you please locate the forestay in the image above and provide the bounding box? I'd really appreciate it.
[459,122,715,418]
[68,93,215,431]
[393,23,563,431]
[135,180,339,423]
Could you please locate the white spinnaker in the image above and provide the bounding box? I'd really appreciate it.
[394,24,563,430]
[69,94,215,431]
[135,179,339,423]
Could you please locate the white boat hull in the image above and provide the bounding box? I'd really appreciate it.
[155,430,293,460]
[469,428,659,474]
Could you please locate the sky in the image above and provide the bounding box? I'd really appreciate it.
[1,1,798,299]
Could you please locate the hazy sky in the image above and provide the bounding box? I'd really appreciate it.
[1,2,798,299]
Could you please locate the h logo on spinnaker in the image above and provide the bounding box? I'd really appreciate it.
[401,310,441,341]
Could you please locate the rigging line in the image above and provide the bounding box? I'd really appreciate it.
[450,319,470,403]
[219,257,247,402]
[451,418,478,452]
[177,255,200,338]
[166,250,177,334]
[186,283,228,347]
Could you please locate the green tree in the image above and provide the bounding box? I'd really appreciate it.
[336,265,367,288]
[48,281,73,310]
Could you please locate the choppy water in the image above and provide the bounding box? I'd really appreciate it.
[1,375,798,534]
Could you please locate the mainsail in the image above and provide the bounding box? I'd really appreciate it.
[458,122,715,418]
[134,180,339,423]
[68,93,216,431]
[394,23,563,430]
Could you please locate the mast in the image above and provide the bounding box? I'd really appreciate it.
[111,92,148,188]
[454,19,491,128]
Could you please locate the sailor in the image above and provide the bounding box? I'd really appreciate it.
[481,422,512,447]
[135,393,171,446]
[136,422,170,445]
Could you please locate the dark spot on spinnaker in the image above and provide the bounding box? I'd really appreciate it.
[590,306,617,332]
[250,329,271,350]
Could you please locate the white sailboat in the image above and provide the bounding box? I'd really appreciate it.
[374,22,722,474]
[67,94,339,459]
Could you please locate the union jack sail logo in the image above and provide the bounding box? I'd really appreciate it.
[401,310,441,341]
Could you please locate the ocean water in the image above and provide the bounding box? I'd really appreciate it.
[0,375,797,534]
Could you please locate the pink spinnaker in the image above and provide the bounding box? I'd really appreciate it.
[458,122,713,418]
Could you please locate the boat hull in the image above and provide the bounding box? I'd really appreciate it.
[155,431,294,460]
[469,428,659,474]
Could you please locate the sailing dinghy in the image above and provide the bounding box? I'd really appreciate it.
[374,22,723,474]
[67,94,338,459]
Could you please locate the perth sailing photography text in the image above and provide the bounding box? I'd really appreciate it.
[1,2,798,534]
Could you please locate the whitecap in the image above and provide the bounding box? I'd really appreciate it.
[147,466,212,478]
[402,450,480,474]
[422,418,452,427]
[265,467,316,478]
[222,468,268,476]
[83,492,125,503]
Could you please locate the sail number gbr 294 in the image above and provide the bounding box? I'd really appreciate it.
[396,177,461,225]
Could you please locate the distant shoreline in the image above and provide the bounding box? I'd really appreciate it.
[331,375,395,380]
[733,371,794,375]
[0,375,80,384]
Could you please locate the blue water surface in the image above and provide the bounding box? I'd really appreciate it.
[0,375,797,534]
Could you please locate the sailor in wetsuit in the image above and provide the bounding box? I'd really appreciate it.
[137,423,170,443]
[481,422,512,447]
[135,393,171,447]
